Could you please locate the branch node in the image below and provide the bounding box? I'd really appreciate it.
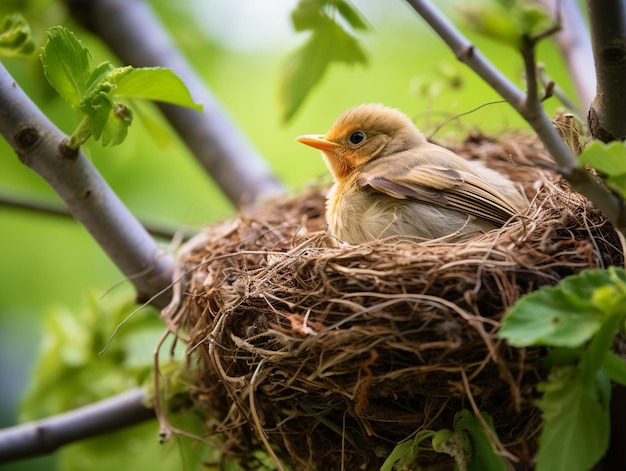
[600,46,626,64]
[14,126,39,151]
[456,44,474,62]
[58,138,79,160]
[541,80,555,102]
[588,105,618,143]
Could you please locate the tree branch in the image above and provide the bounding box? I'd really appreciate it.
[0,192,196,241]
[0,63,174,308]
[404,0,626,233]
[586,0,626,142]
[66,0,284,206]
[0,389,154,463]
[538,0,596,113]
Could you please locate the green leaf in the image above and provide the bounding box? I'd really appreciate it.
[381,411,507,471]
[456,0,551,48]
[0,13,35,58]
[454,410,508,471]
[70,66,200,147]
[579,140,626,199]
[113,67,202,110]
[499,270,619,347]
[84,61,116,95]
[41,26,201,148]
[334,0,369,30]
[279,15,367,122]
[100,102,133,147]
[380,430,435,471]
[579,140,626,176]
[72,66,132,146]
[380,440,417,471]
[282,0,368,122]
[291,0,325,32]
[40,25,92,106]
[20,291,165,421]
[582,306,626,386]
[603,351,626,386]
[499,288,599,347]
[129,100,176,148]
[536,365,610,471]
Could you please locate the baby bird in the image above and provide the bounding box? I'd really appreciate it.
[296,103,527,244]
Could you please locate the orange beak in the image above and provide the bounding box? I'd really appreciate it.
[295,134,341,152]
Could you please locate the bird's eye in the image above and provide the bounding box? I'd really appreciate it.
[349,131,365,145]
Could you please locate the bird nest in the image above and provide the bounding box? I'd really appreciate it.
[161,133,624,470]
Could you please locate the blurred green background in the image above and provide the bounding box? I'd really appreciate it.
[0,0,575,469]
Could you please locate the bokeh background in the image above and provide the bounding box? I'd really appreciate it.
[0,0,575,469]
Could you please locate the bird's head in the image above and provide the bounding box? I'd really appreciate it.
[296,103,426,181]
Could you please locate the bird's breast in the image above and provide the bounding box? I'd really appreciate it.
[325,182,497,244]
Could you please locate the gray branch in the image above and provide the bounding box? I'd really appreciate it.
[0,389,153,463]
[0,192,196,241]
[405,0,626,233]
[67,0,284,205]
[0,63,174,308]
[586,0,626,142]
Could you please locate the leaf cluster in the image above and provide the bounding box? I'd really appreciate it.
[279,0,369,122]
[579,141,626,200]
[500,267,626,471]
[19,291,215,470]
[456,0,551,47]
[381,410,507,471]
[40,26,201,148]
[20,292,164,421]
[0,13,35,58]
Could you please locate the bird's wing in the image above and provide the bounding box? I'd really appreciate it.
[357,151,519,226]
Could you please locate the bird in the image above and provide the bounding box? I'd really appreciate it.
[295,103,527,244]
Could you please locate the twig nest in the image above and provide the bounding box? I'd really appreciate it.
[162,133,623,470]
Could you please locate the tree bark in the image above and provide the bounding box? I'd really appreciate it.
[586,0,626,142]
[0,389,153,462]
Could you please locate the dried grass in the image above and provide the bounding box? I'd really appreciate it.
[161,133,624,470]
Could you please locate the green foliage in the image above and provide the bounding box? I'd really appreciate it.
[0,13,35,58]
[279,0,369,122]
[453,411,508,471]
[380,430,435,471]
[499,269,610,347]
[60,415,216,471]
[535,366,610,471]
[579,140,626,200]
[40,25,202,148]
[381,410,506,471]
[21,291,164,420]
[500,267,626,471]
[456,0,551,47]
[19,291,214,470]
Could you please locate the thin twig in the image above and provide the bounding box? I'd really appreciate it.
[537,65,581,116]
[404,0,626,234]
[537,0,595,112]
[0,193,196,241]
[0,63,174,308]
[0,389,154,463]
